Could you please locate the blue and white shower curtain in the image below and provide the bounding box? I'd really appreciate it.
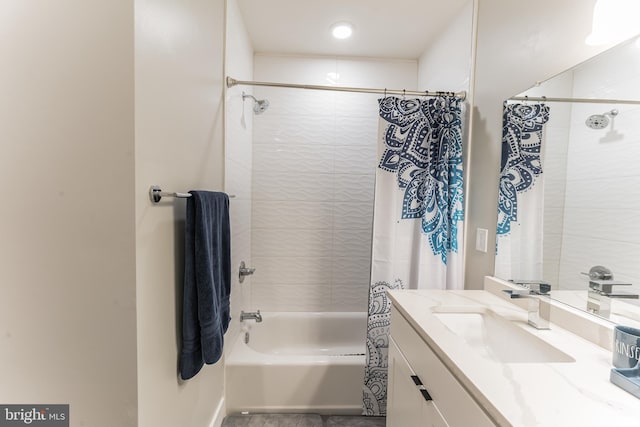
[495,103,550,280]
[362,96,464,416]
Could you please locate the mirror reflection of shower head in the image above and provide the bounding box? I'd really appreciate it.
[585,109,618,129]
[242,92,270,115]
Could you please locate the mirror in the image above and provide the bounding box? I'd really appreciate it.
[495,33,640,328]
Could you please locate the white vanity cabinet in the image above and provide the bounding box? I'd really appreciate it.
[388,337,448,426]
[387,308,496,427]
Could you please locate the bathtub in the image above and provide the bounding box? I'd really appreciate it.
[225,312,367,415]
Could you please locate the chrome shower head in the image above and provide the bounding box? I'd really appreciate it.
[242,92,270,115]
[585,109,618,129]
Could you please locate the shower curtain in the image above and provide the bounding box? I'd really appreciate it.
[495,103,550,280]
[362,96,464,416]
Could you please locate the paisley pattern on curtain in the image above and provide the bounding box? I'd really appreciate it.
[362,279,402,417]
[377,96,464,264]
[363,96,464,416]
[497,103,550,237]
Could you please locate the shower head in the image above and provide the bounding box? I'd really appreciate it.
[585,109,618,129]
[242,92,270,115]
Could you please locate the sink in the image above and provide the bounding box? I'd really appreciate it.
[432,307,575,363]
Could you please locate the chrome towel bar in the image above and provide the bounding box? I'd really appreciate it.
[149,185,235,203]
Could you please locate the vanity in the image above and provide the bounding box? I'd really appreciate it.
[386,280,640,426]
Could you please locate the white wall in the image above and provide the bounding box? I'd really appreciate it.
[250,55,417,312]
[558,39,640,291]
[0,1,137,426]
[417,0,474,93]
[464,0,624,288]
[134,0,226,425]
[224,0,254,351]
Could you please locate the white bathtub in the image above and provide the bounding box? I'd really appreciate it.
[225,312,367,414]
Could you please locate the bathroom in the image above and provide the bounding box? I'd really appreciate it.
[2,0,640,426]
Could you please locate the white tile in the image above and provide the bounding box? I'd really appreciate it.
[333,144,377,175]
[333,173,375,202]
[333,229,373,259]
[253,114,335,145]
[330,281,370,312]
[254,55,338,86]
[252,283,332,312]
[564,176,640,210]
[253,143,334,173]
[253,86,336,118]
[253,200,333,230]
[333,201,375,231]
[335,58,417,89]
[253,228,333,258]
[563,208,640,245]
[253,170,334,202]
[251,256,332,285]
[332,256,371,284]
[335,116,379,146]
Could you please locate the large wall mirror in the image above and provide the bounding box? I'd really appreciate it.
[495,33,640,328]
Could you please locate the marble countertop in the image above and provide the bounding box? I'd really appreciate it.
[388,289,640,427]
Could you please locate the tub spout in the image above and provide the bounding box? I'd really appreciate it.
[241,310,262,323]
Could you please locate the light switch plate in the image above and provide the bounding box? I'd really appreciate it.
[476,228,488,252]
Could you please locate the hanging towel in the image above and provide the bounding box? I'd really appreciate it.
[179,191,231,380]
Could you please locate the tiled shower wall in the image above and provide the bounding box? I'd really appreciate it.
[558,40,640,291]
[250,55,417,312]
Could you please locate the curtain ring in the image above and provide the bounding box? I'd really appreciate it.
[384,88,387,97]
[402,89,406,98]
[524,95,529,105]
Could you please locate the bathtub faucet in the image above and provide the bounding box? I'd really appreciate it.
[240,310,262,323]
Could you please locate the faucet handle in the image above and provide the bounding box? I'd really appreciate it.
[502,289,532,298]
[508,280,551,295]
[589,280,637,297]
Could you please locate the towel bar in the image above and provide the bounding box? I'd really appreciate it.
[149,185,235,203]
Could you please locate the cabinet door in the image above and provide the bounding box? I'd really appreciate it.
[387,338,448,427]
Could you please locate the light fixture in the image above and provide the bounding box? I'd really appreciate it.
[331,22,353,40]
[586,0,640,46]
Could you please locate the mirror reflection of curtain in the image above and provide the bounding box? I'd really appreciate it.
[495,103,550,281]
[362,96,464,416]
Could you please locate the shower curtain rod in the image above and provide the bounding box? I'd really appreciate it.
[226,77,467,101]
[508,95,640,105]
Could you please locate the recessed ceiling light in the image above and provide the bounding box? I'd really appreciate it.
[331,22,353,40]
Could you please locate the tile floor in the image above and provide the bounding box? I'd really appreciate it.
[221,414,386,427]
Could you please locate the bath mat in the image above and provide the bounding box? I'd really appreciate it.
[222,413,323,427]
[326,415,386,427]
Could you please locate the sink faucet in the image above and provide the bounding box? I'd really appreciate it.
[587,280,639,318]
[240,310,262,323]
[503,284,550,330]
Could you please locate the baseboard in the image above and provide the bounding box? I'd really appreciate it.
[210,397,226,427]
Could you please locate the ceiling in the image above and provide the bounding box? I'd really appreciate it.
[236,0,470,60]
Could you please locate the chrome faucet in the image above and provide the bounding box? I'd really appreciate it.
[238,261,256,283]
[503,283,550,330]
[240,310,262,323]
[587,279,639,318]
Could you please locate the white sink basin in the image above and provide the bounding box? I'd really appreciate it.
[432,307,575,363]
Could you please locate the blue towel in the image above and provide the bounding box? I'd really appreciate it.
[180,191,231,380]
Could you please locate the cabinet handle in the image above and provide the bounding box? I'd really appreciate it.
[410,375,433,401]
[419,388,433,401]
